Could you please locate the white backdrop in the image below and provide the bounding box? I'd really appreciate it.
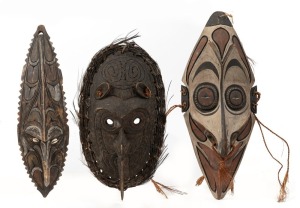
[0,0,298,207]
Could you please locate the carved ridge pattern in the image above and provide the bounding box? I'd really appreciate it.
[232,35,252,82]
[186,36,208,84]
[18,25,69,197]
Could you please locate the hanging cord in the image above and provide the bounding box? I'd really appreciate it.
[165,86,188,116]
[166,104,183,116]
[254,115,290,202]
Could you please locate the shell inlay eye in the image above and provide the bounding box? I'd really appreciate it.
[51,138,59,144]
[32,137,39,143]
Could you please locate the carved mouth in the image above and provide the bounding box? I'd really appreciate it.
[189,113,253,199]
[30,164,60,197]
[196,142,246,199]
[27,150,60,197]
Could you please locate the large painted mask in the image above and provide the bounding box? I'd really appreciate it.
[78,38,166,199]
[181,11,259,199]
[18,25,69,197]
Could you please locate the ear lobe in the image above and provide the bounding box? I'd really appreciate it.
[134,82,151,98]
[95,82,111,100]
[250,86,259,114]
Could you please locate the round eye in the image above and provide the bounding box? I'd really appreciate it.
[124,109,148,133]
[32,137,39,143]
[51,138,59,144]
[133,117,141,125]
[225,85,246,111]
[106,118,114,126]
[193,83,219,112]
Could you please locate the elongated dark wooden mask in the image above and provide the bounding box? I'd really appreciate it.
[18,25,69,197]
[79,37,166,199]
[181,11,259,199]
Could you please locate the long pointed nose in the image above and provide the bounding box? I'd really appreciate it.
[40,142,50,187]
[119,145,124,200]
[115,128,128,200]
[207,113,231,158]
[115,128,127,157]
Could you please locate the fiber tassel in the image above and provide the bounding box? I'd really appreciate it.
[278,172,288,202]
[196,176,205,186]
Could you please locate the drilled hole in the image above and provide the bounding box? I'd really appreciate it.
[133,117,140,125]
[106,119,114,126]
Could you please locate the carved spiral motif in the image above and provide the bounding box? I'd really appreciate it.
[125,59,144,82]
[101,58,145,87]
[101,61,123,83]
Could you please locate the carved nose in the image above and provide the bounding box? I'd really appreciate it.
[115,128,128,157]
[216,138,230,158]
[211,124,231,158]
[115,128,129,200]
[40,142,50,187]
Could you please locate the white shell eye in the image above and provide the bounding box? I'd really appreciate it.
[133,118,140,125]
[51,138,59,144]
[32,138,39,143]
[106,118,114,126]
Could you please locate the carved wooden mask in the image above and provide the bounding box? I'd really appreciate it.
[181,11,258,199]
[79,39,166,199]
[18,25,69,197]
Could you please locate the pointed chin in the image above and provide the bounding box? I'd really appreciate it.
[25,150,63,197]
[31,165,60,197]
[196,142,246,199]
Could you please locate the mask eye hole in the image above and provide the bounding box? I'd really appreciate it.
[106,118,114,126]
[194,83,219,112]
[225,85,246,111]
[133,117,141,125]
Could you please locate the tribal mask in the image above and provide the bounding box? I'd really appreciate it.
[181,11,259,199]
[18,25,69,197]
[78,37,166,199]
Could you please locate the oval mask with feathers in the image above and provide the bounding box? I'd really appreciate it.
[78,36,183,199]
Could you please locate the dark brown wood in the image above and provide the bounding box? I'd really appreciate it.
[18,25,69,197]
[78,37,166,200]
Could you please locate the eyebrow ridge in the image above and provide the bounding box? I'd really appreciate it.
[225,59,247,78]
[193,62,219,81]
